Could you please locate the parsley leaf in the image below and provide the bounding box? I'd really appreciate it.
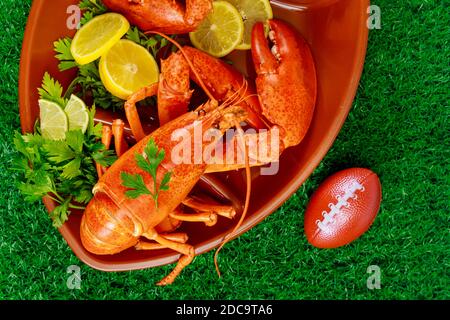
[54,37,77,71]
[79,0,108,26]
[62,158,83,179]
[74,189,94,205]
[43,140,76,163]
[38,72,67,107]
[121,172,151,199]
[160,171,172,192]
[66,130,85,153]
[87,105,102,138]
[126,27,175,58]
[121,139,172,207]
[51,197,72,228]
[18,174,54,202]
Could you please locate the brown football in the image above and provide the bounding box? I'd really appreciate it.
[304,168,382,248]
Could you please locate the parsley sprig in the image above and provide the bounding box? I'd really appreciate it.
[38,72,68,107]
[126,27,175,58]
[13,74,117,227]
[79,0,108,26]
[121,139,172,208]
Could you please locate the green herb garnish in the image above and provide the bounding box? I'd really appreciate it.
[13,74,117,227]
[126,27,175,58]
[38,72,68,107]
[79,0,108,26]
[121,139,172,208]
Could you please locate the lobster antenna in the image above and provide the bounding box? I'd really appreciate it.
[145,31,216,102]
[224,80,272,129]
[221,80,252,113]
[194,80,248,121]
[214,120,252,277]
[208,80,249,119]
[222,80,248,109]
[219,80,246,110]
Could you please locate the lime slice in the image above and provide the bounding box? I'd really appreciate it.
[39,99,68,140]
[225,0,273,50]
[99,39,159,100]
[189,1,244,58]
[71,13,130,65]
[65,95,89,133]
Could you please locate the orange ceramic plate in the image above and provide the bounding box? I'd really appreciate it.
[19,0,369,271]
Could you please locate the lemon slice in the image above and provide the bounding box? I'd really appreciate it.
[65,95,89,133]
[225,0,273,50]
[99,39,159,100]
[71,13,130,65]
[39,100,68,141]
[189,1,244,58]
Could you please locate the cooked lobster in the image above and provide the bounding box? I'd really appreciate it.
[81,19,317,285]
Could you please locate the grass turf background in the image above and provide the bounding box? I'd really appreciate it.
[0,0,448,300]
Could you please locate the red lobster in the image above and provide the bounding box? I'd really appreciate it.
[81,20,317,285]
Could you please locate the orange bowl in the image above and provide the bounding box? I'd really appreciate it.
[19,0,369,271]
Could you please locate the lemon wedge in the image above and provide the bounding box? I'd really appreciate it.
[71,13,130,65]
[99,39,159,100]
[189,1,244,58]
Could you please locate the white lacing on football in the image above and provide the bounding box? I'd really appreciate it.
[316,180,365,232]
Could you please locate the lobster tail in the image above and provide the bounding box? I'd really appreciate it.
[80,192,139,255]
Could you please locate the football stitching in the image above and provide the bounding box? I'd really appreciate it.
[315,180,365,233]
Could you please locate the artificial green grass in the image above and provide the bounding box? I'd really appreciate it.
[0,0,448,300]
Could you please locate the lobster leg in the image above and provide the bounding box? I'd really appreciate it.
[124,83,159,142]
[101,125,113,149]
[158,255,195,286]
[169,210,218,227]
[143,229,195,286]
[155,215,182,234]
[136,232,189,250]
[182,196,236,219]
[95,122,129,177]
[112,119,129,157]
[155,195,235,233]
[160,233,189,243]
[96,125,113,178]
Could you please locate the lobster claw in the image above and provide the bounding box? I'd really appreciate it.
[252,19,317,148]
[103,0,213,34]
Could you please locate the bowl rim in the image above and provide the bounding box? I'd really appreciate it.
[19,0,370,271]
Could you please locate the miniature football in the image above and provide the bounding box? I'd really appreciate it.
[304,168,382,248]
